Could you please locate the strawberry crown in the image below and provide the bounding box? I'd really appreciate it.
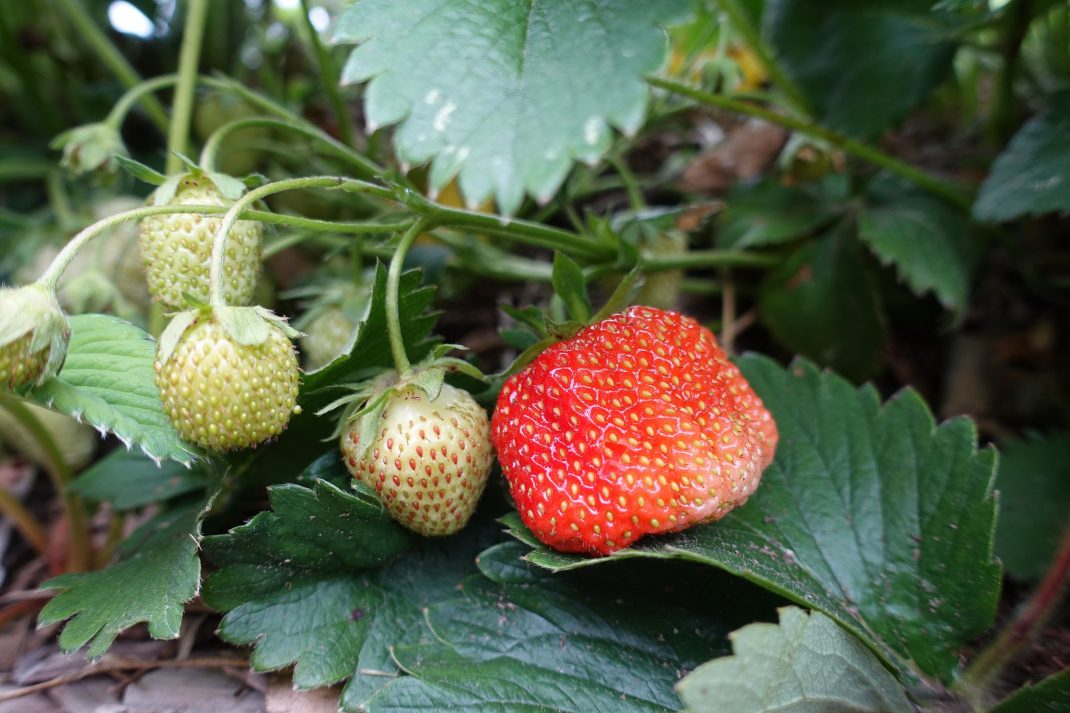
[156,304,301,366]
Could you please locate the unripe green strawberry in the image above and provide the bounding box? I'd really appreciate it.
[0,401,96,471]
[155,309,300,452]
[301,307,357,371]
[139,174,261,308]
[341,383,493,537]
[0,284,69,390]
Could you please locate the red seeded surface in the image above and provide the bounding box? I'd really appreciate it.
[492,305,778,555]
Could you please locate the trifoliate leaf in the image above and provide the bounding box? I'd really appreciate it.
[332,0,691,213]
[71,448,209,510]
[859,178,980,313]
[505,355,1000,683]
[973,94,1070,221]
[28,314,199,464]
[765,0,957,138]
[38,474,221,658]
[990,669,1070,713]
[994,432,1070,581]
[677,607,911,713]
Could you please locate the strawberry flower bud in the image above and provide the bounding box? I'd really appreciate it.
[50,123,128,177]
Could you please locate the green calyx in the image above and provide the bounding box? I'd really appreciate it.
[148,162,248,207]
[0,283,70,390]
[157,304,301,367]
[321,346,487,462]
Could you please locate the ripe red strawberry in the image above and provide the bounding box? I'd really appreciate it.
[492,305,778,555]
[341,383,493,537]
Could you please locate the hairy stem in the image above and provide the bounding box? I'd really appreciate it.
[962,524,1070,697]
[166,0,210,174]
[199,117,378,177]
[385,220,429,375]
[299,0,354,147]
[52,0,169,132]
[208,176,390,306]
[649,77,972,210]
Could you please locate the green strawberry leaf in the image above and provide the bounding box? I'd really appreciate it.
[71,448,209,510]
[303,263,439,394]
[677,607,911,713]
[990,668,1070,713]
[332,0,691,213]
[973,94,1070,221]
[359,542,728,713]
[716,179,837,250]
[202,454,418,689]
[503,355,1000,683]
[993,432,1070,581]
[859,178,981,313]
[765,0,957,138]
[759,229,886,382]
[38,471,222,658]
[27,314,199,465]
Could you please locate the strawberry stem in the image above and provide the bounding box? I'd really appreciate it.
[165,0,209,175]
[208,176,394,307]
[648,76,972,210]
[385,219,430,375]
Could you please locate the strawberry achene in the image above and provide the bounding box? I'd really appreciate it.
[492,305,777,555]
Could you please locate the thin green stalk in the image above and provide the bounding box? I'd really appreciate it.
[385,220,429,375]
[0,396,89,572]
[166,0,210,175]
[299,0,354,147]
[407,195,613,261]
[649,77,972,210]
[640,248,778,271]
[199,117,380,178]
[961,524,1070,702]
[208,176,390,305]
[52,0,169,133]
[105,74,180,128]
[0,486,49,555]
[713,0,810,113]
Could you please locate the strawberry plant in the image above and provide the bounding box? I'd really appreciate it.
[0,1,1068,712]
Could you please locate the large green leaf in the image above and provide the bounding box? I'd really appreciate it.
[677,607,911,713]
[503,355,1001,683]
[993,433,1070,581]
[973,94,1070,221]
[990,669,1070,713]
[360,542,727,712]
[759,230,886,382]
[764,0,957,138]
[71,448,208,510]
[859,178,980,313]
[27,314,198,465]
[202,457,416,689]
[332,0,691,213]
[38,473,221,658]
